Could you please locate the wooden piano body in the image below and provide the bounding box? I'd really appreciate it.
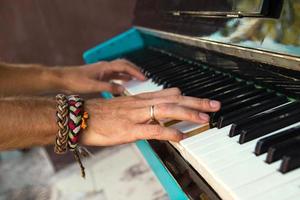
[83,0,300,199]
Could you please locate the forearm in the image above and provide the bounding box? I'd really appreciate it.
[0,97,57,150]
[0,62,65,96]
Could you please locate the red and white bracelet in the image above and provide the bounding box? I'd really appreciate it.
[55,94,89,178]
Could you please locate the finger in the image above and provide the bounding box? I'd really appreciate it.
[135,93,220,112]
[133,124,183,142]
[91,81,124,94]
[177,96,221,112]
[129,103,210,124]
[110,59,146,80]
[109,73,132,81]
[135,88,181,99]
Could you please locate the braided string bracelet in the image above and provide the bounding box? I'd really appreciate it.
[67,95,90,178]
[54,94,69,154]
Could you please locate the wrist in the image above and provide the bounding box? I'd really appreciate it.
[41,67,68,93]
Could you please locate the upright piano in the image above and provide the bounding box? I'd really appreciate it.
[83,0,300,199]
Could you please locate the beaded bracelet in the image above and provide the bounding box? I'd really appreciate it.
[55,94,90,178]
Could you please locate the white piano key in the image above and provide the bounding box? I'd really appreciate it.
[169,121,208,155]
[121,77,300,200]
[180,125,232,148]
[183,122,300,200]
[233,168,300,200]
[123,79,163,95]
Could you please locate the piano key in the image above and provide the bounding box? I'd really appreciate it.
[239,108,300,144]
[162,69,209,87]
[255,126,300,155]
[266,136,300,163]
[169,121,209,154]
[189,78,236,97]
[123,79,163,95]
[280,151,300,173]
[180,74,224,93]
[150,62,191,80]
[182,122,300,200]
[210,92,276,125]
[153,66,195,84]
[167,70,216,89]
[190,122,300,173]
[218,96,289,128]
[210,84,255,100]
[229,101,299,137]
[184,76,233,96]
[197,82,242,98]
[232,168,300,200]
[220,88,265,105]
[121,48,300,200]
[144,61,186,78]
[163,69,214,87]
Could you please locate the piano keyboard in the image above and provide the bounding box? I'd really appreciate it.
[120,48,300,200]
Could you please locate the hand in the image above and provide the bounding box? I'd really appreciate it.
[58,59,146,94]
[80,88,221,146]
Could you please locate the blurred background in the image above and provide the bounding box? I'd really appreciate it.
[0,1,168,200]
[0,0,135,65]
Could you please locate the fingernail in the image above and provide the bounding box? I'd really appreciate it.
[209,100,220,108]
[199,113,209,121]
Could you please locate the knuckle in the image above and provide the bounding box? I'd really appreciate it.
[172,87,181,95]
[184,109,198,121]
[157,103,171,113]
[152,126,163,138]
[199,98,210,108]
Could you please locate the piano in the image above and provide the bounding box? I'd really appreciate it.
[83,0,300,199]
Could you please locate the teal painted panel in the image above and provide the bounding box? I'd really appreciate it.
[136,140,188,200]
[83,28,144,64]
[82,28,188,200]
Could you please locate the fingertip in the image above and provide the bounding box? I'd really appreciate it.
[209,100,221,110]
[199,113,210,122]
[172,132,184,142]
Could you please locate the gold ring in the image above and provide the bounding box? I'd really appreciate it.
[150,105,156,122]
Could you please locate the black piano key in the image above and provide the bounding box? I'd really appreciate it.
[280,151,300,173]
[218,96,289,128]
[183,75,229,95]
[210,84,254,100]
[153,69,191,84]
[255,126,300,155]
[220,89,265,105]
[159,68,206,86]
[239,109,300,144]
[266,136,300,163]
[141,59,175,75]
[175,71,218,90]
[199,82,242,98]
[138,54,173,68]
[153,65,195,83]
[164,70,209,88]
[124,49,159,62]
[180,75,224,93]
[189,78,236,97]
[144,61,186,78]
[229,101,300,137]
[211,92,276,125]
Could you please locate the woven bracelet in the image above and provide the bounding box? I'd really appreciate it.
[54,94,69,154]
[67,95,90,178]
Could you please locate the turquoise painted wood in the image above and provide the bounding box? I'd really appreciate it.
[83,28,188,200]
